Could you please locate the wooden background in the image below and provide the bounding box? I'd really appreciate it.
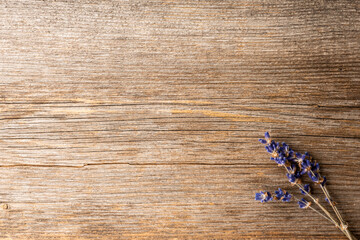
[0,0,359,239]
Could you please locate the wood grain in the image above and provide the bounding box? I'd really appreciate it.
[0,0,359,239]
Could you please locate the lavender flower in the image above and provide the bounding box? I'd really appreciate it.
[259,132,271,144]
[321,176,327,186]
[281,143,294,158]
[286,173,298,184]
[294,152,307,169]
[325,197,335,205]
[274,188,292,202]
[298,198,311,209]
[300,184,311,195]
[301,159,319,176]
[255,191,273,203]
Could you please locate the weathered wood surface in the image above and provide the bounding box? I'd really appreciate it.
[0,0,359,239]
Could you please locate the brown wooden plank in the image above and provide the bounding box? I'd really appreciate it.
[0,0,359,239]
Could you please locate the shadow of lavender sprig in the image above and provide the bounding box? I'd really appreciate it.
[255,132,357,240]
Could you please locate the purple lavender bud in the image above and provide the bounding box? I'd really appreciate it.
[259,139,267,144]
[321,176,327,186]
[275,157,287,166]
[325,196,335,205]
[255,191,273,203]
[312,162,320,172]
[286,173,297,184]
[309,172,320,183]
[298,198,311,209]
[274,188,292,202]
[300,184,311,195]
[286,163,297,174]
[264,132,270,139]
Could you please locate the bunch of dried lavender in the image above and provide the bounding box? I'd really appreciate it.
[255,132,356,240]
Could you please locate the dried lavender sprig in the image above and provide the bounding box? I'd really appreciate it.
[255,189,342,231]
[285,153,354,240]
[293,196,335,225]
[268,145,340,227]
[255,191,273,203]
[284,171,350,237]
[258,132,357,240]
[283,166,341,229]
[312,170,356,240]
[299,150,355,239]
